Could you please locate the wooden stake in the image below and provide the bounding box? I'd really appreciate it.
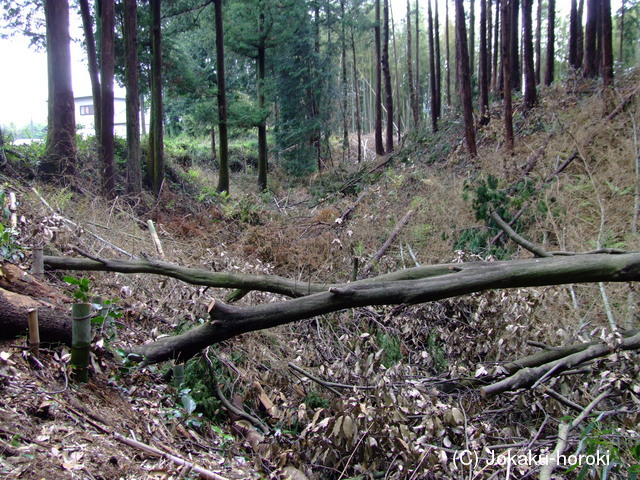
[8,192,17,229]
[147,220,165,258]
[173,363,185,388]
[32,247,44,279]
[71,303,92,383]
[27,309,39,358]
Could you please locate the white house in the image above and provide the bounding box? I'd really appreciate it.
[75,95,149,138]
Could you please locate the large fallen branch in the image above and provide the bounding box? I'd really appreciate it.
[125,253,640,364]
[480,330,640,396]
[43,252,459,298]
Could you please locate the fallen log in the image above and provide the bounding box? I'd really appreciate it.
[128,253,640,364]
[43,251,458,298]
[0,287,71,344]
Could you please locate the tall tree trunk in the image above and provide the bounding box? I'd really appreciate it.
[340,0,349,156]
[78,0,101,138]
[535,0,542,84]
[469,0,475,78]
[445,0,451,106]
[595,0,602,72]
[478,0,490,125]
[391,2,403,142]
[374,0,385,155]
[455,0,477,157]
[583,0,599,77]
[601,0,613,87]
[487,0,493,96]
[428,0,437,132]
[140,95,147,136]
[502,0,514,151]
[382,0,394,152]
[544,0,555,86]
[100,0,115,198]
[311,5,322,171]
[210,127,217,161]
[124,0,141,196]
[257,13,267,192]
[577,0,585,67]
[492,0,500,94]
[569,0,579,69]
[350,24,363,163]
[42,0,76,181]
[214,0,229,193]
[618,0,625,64]
[510,0,520,90]
[522,0,536,110]
[149,0,164,196]
[0,126,6,165]
[415,0,420,121]
[434,0,441,119]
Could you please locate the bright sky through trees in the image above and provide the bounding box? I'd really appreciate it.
[0,0,622,132]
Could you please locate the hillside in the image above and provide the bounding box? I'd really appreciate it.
[1,71,639,479]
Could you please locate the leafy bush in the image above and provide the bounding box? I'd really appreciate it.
[455,174,540,259]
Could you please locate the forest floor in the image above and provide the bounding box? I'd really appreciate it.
[1,70,640,479]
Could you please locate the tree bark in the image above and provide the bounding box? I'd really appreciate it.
[434,0,441,119]
[0,287,72,344]
[502,0,514,151]
[214,0,230,192]
[577,0,585,68]
[535,0,542,84]
[149,0,164,196]
[415,0,421,119]
[569,0,579,69]
[510,0,520,91]
[42,0,76,181]
[257,12,267,192]
[445,0,451,106]
[469,0,475,78]
[382,0,394,152]
[126,253,640,364]
[455,0,477,157]
[478,0,490,125]
[374,0,385,155]
[428,0,438,132]
[544,0,555,86]
[618,0,625,64]
[492,0,501,94]
[78,0,101,139]
[350,24,363,163]
[601,0,613,88]
[522,0,537,110]
[100,0,116,199]
[124,0,142,196]
[583,0,599,78]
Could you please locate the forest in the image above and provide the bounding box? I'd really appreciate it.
[0,0,640,479]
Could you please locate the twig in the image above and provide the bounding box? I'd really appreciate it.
[542,387,585,413]
[539,389,612,480]
[490,152,577,246]
[338,191,367,224]
[63,402,229,480]
[362,209,414,276]
[205,351,269,434]
[490,211,551,257]
[288,362,345,396]
[31,187,137,259]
